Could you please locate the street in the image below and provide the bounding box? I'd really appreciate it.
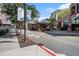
[0,3,79,56]
[25,30,79,56]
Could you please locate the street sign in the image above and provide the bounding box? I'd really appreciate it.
[27,10,31,20]
[17,7,24,21]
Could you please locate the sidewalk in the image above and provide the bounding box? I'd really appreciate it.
[0,45,56,56]
[0,30,20,52]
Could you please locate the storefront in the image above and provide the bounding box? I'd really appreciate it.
[71,16,79,30]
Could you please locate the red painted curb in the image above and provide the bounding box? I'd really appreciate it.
[38,44,57,56]
[28,38,58,56]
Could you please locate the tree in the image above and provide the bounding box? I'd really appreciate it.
[44,18,56,31]
[1,3,40,23]
[26,4,40,31]
[46,18,56,26]
[1,3,18,23]
[27,5,40,20]
[58,8,70,19]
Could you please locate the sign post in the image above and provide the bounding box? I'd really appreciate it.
[24,3,27,42]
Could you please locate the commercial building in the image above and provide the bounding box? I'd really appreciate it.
[69,3,79,31]
[51,3,79,31]
[50,10,60,30]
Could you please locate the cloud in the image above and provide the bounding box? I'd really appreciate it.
[45,8,56,13]
[38,16,50,22]
[58,3,71,10]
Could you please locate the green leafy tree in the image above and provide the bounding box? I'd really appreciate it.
[46,18,56,26]
[1,3,40,23]
[27,5,40,20]
[44,18,56,31]
[1,3,18,23]
[58,8,70,19]
[26,4,40,31]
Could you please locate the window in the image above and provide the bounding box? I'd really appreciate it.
[72,17,79,24]
[77,4,79,13]
[71,6,75,15]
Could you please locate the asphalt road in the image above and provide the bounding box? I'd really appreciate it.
[25,30,79,56]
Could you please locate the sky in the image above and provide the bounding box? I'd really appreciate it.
[29,3,71,22]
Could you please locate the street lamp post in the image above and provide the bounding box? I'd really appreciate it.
[24,3,27,42]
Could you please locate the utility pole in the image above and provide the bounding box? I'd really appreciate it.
[24,3,27,42]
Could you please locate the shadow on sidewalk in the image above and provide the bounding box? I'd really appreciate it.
[16,31,36,48]
[0,41,17,43]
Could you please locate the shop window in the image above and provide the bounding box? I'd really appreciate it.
[72,17,79,24]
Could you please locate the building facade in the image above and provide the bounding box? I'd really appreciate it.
[51,3,79,31]
[69,3,79,31]
[50,10,61,30]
